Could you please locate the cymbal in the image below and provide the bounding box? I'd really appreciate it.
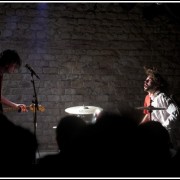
[136,106,166,111]
[65,106,103,115]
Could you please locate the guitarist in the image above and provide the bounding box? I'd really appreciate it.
[0,49,27,113]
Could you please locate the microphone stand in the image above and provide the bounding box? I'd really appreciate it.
[30,72,39,164]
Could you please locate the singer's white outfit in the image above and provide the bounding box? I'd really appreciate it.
[144,91,180,149]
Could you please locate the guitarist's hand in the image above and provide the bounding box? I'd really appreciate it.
[17,104,28,112]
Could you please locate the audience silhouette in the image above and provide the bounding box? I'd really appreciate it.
[36,110,180,177]
[86,111,138,177]
[55,111,139,177]
[1,109,179,178]
[37,115,87,176]
[135,121,172,177]
[0,113,38,176]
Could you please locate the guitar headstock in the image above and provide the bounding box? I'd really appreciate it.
[29,104,45,112]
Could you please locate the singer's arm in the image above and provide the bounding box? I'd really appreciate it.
[1,95,27,112]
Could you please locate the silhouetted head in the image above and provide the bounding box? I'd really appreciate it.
[0,49,22,71]
[137,121,171,160]
[56,115,87,151]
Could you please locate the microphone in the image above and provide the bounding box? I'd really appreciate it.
[25,64,40,79]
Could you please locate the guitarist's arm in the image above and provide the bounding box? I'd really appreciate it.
[1,95,27,112]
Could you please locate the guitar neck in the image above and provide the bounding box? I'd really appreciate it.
[3,106,31,113]
[2,104,45,113]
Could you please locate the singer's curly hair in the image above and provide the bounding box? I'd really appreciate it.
[144,66,169,92]
[0,49,21,68]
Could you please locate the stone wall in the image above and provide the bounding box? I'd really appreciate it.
[0,3,180,151]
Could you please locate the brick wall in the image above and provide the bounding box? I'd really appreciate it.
[0,3,180,151]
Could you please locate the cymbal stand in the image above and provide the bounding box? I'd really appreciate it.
[149,98,153,121]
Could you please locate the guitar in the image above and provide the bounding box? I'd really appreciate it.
[3,104,45,113]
